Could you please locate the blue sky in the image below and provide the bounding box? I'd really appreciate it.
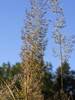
[0,0,75,69]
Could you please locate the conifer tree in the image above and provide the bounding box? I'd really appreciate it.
[21,0,48,100]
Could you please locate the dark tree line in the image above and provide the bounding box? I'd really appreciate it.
[0,62,75,99]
